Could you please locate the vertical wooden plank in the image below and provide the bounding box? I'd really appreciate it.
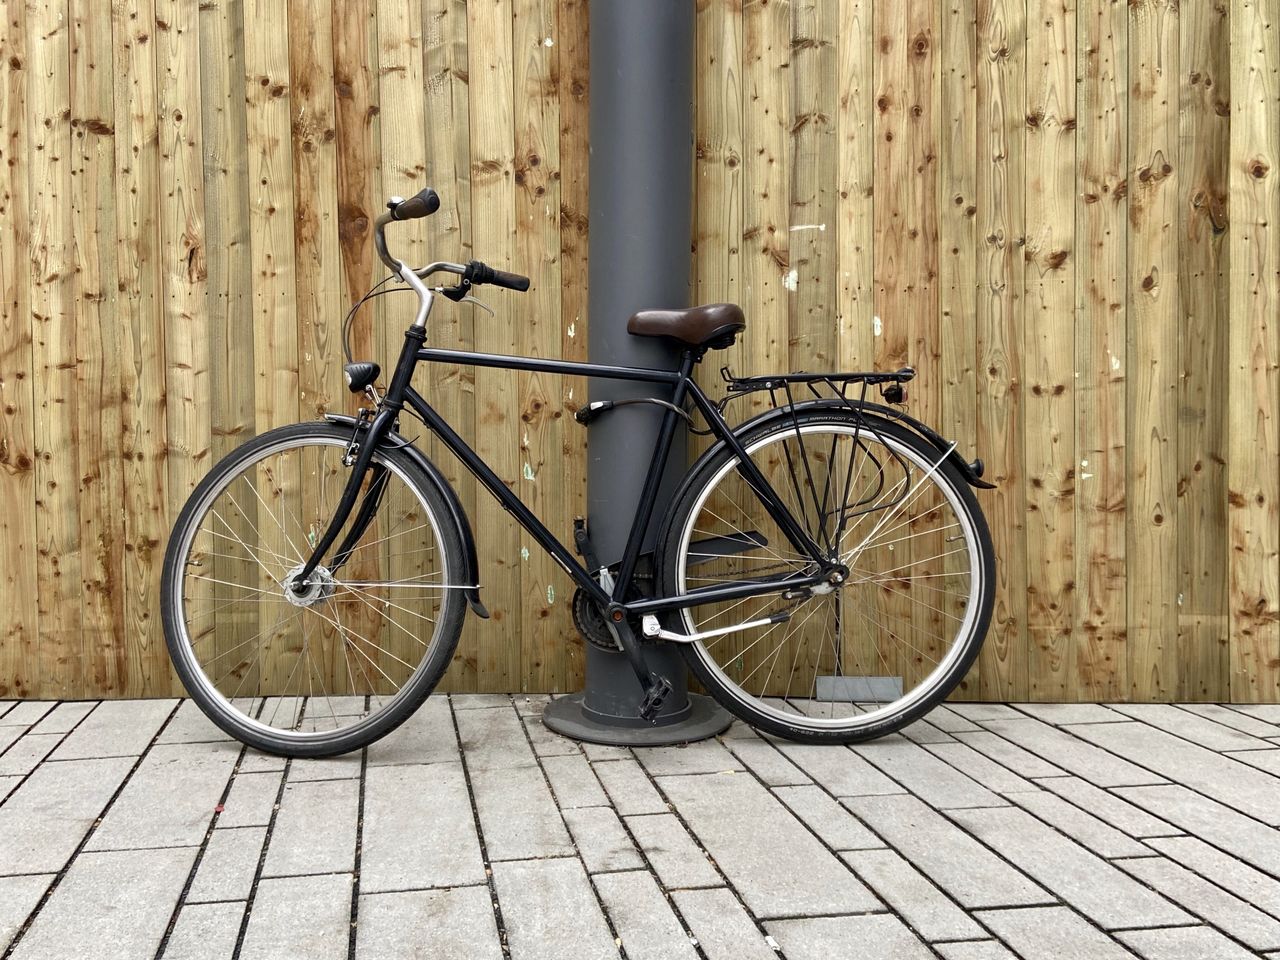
[836,0,873,376]
[1228,0,1280,703]
[1074,0,1127,700]
[0,2,38,698]
[1024,0,1077,698]
[975,0,1026,700]
[423,0,478,692]
[200,0,254,463]
[1127,0,1179,700]
[740,0,789,416]
[1177,0,1230,700]
[115,0,171,696]
[29,0,83,698]
[557,0,589,692]
[512,0,565,692]
[156,0,208,697]
[939,0,979,698]
[467,0,520,692]
[70,0,126,696]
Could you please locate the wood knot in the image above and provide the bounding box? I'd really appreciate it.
[1251,158,1270,179]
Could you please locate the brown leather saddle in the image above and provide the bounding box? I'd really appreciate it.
[626,303,746,351]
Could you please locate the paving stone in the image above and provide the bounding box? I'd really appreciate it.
[1117,925,1260,960]
[844,794,1048,909]
[0,701,12,720]
[934,942,1019,960]
[777,744,903,797]
[975,906,1134,960]
[1035,776,1181,838]
[162,901,246,960]
[634,740,744,777]
[366,695,459,767]
[766,915,933,960]
[719,718,759,739]
[1117,785,1280,876]
[923,742,1037,793]
[356,886,501,960]
[28,701,96,735]
[1225,704,1280,725]
[48,698,177,760]
[88,742,240,850]
[596,870,698,960]
[1005,789,1152,858]
[0,733,62,776]
[923,705,982,733]
[0,702,54,726]
[843,847,984,942]
[541,752,609,808]
[1224,747,1280,777]
[671,887,776,960]
[187,826,266,903]
[240,873,353,960]
[721,736,810,786]
[361,762,484,891]
[661,773,879,918]
[625,812,720,889]
[950,806,1189,929]
[1147,835,1280,920]
[947,703,1024,722]
[1070,721,1280,824]
[524,716,581,757]
[156,700,238,744]
[10,847,196,960]
[263,778,359,877]
[854,738,1004,809]
[286,754,363,782]
[491,857,618,960]
[512,694,551,717]
[899,720,957,744]
[469,763,573,861]
[450,693,513,710]
[772,784,883,850]
[580,740,632,761]
[0,874,53,952]
[1013,703,1129,724]
[1180,703,1280,738]
[593,758,668,816]
[1116,855,1280,951]
[0,776,18,803]
[0,756,134,874]
[1107,703,1275,751]
[217,770,283,828]
[237,749,287,773]
[981,718,1165,787]
[0,726,24,754]
[953,730,1066,778]
[563,806,644,873]
[454,703,535,770]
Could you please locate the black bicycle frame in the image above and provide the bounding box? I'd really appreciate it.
[295,325,833,618]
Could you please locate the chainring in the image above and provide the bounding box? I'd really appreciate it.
[572,586,622,651]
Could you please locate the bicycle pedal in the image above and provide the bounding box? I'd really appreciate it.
[638,674,673,724]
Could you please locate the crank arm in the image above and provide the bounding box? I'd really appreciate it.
[640,609,792,644]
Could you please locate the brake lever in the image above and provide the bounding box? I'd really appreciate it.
[431,285,494,316]
[459,294,494,317]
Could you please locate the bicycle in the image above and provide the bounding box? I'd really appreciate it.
[162,187,997,757]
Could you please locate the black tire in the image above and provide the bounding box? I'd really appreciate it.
[655,407,995,744]
[162,421,468,758]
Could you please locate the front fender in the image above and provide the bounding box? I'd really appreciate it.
[324,414,489,618]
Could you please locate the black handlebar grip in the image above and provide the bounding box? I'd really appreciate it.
[466,259,531,292]
[389,187,441,221]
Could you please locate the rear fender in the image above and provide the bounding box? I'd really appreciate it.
[324,414,489,618]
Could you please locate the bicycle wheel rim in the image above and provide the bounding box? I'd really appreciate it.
[167,432,457,745]
[674,421,984,732]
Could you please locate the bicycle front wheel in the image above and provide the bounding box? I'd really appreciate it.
[656,408,995,743]
[161,421,468,757]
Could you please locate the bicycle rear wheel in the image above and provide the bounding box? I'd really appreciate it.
[656,408,994,743]
[161,421,467,757]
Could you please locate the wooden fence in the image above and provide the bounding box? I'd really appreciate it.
[0,0,1276,702]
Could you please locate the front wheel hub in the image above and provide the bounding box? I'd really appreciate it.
[282,563,336,607]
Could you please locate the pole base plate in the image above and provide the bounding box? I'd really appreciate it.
[543,692,732,746]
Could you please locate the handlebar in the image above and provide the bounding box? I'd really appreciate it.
[374,187,530,296]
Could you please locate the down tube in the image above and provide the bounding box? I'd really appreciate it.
[401,386,609,605]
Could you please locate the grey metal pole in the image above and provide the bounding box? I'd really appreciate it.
[542,0,731,744]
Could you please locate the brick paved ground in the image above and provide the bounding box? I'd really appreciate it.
[2,696,1280,959]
